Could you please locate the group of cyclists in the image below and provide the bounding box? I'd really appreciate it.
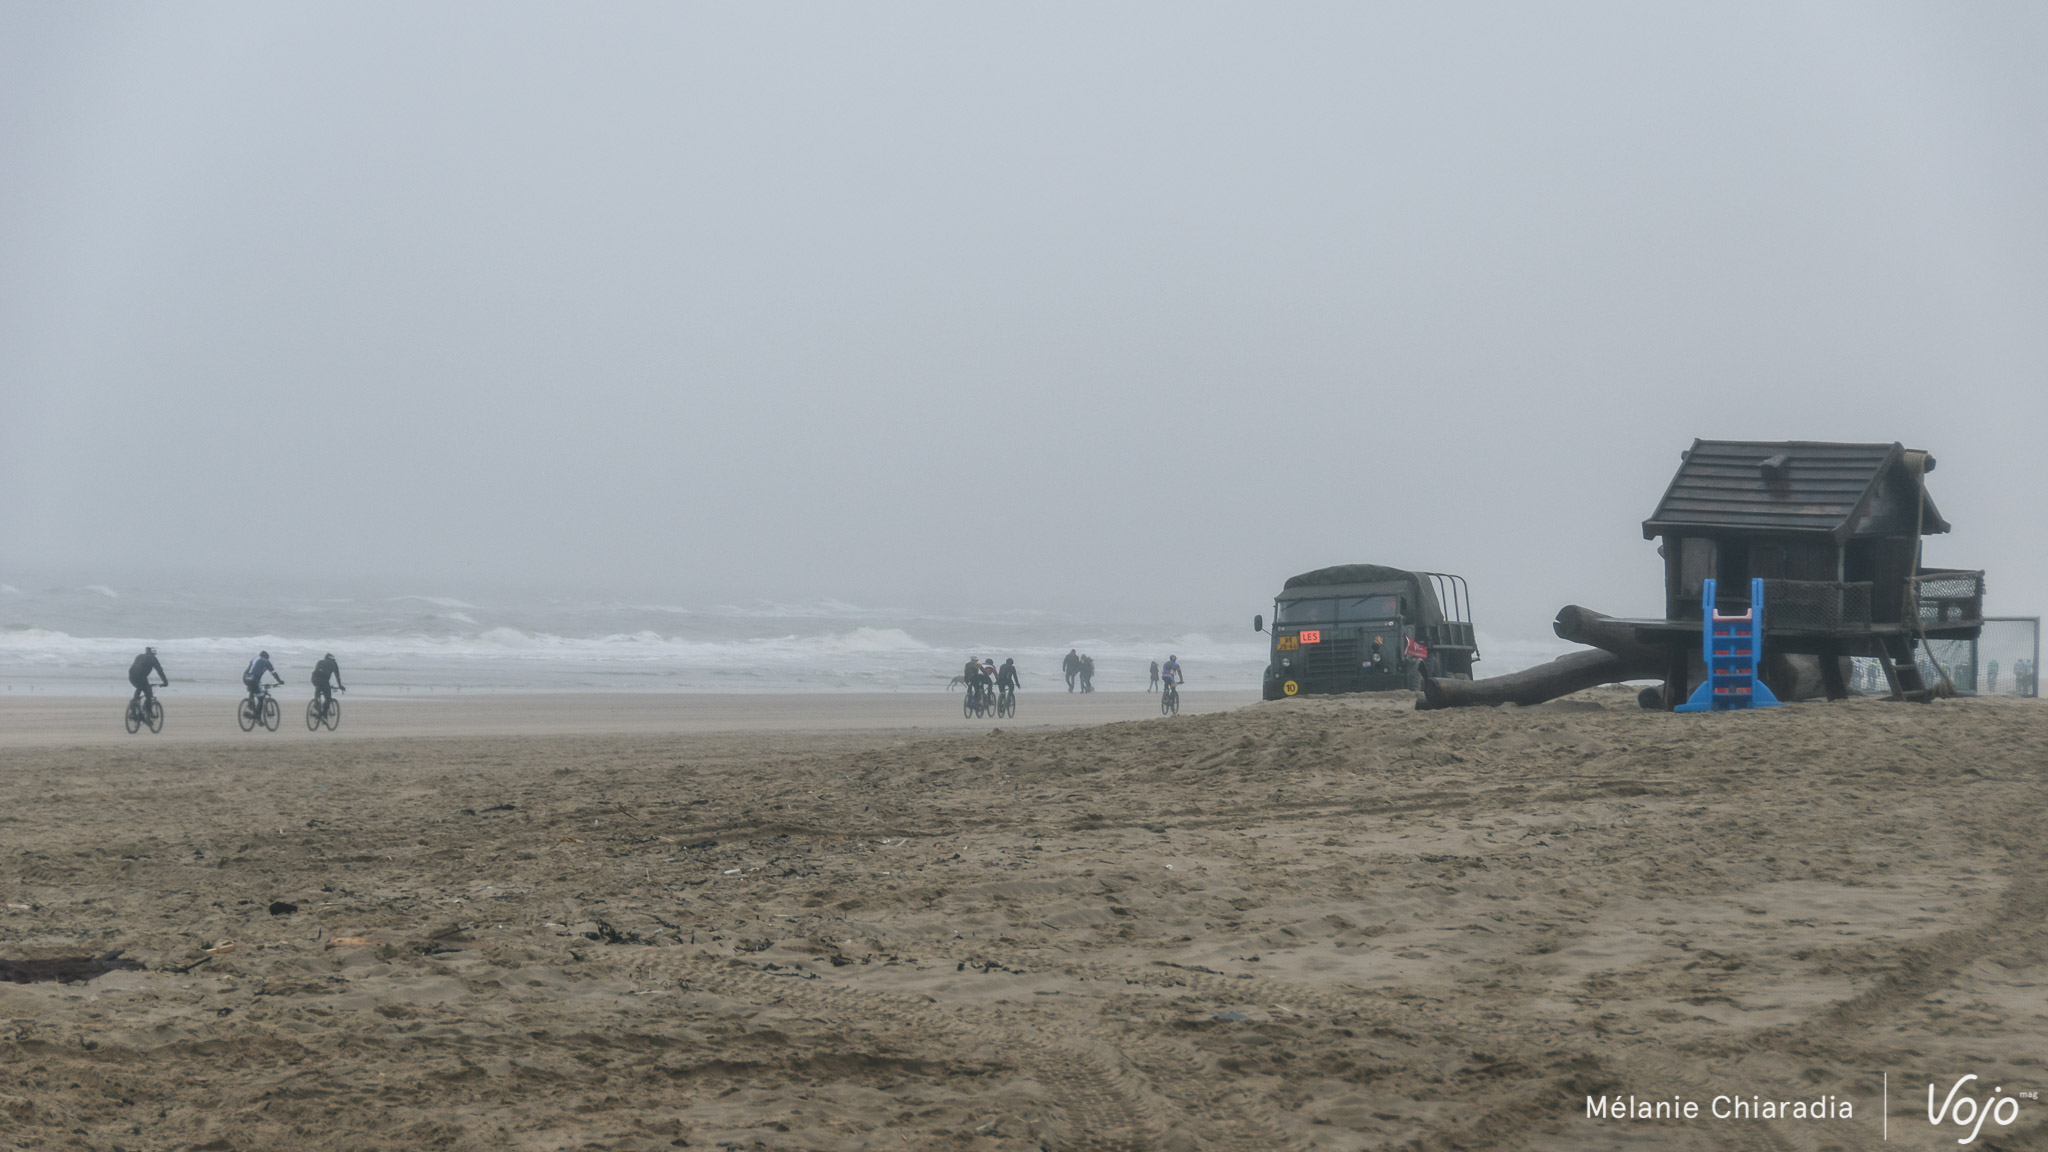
[124,646,347,733]
[960,656,1021,718]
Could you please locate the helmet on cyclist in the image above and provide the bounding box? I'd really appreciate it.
[145,646,156,655]
[260,650,270,658]
[324,652,333,660]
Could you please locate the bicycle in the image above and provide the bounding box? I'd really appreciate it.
[996,682,1016,718]
[238,686,282,733]
[965,681,997,719]
[1160,678,1180,716]
[124,692,165,735]
[306,688,343,731]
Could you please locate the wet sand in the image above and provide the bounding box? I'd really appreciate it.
[1,689,2044,1150]
[0,689,1257,748]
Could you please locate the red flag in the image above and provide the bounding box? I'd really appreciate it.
[1403,637,1429,661]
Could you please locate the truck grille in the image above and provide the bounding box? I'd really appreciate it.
[1304,636,1362,679]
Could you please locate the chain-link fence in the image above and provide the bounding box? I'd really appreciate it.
[1914,638,1978,693]
[1974,617,2040,698]
[1845,616,2039,697]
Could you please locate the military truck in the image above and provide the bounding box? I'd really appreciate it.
[1254,564,1478,699]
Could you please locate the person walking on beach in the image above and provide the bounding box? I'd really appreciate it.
[1079,654,1096,693]
[1148,660,1161,692]
[1063,649,1082,692]
[128,647,168,708]
[243,650,283,704]
[312,652,347,713]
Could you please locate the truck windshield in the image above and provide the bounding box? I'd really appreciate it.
[1276,599,1336,624]
[1279,594,1403,624]
[1339,595,1399,620]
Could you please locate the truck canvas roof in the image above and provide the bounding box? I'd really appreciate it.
[1280,563,1417,592]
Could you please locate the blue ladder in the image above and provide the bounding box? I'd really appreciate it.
[1675,577,1781,712]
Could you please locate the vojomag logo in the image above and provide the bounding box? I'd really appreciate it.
[1928,1075,2026,1145]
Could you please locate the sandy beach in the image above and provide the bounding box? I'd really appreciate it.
[1,689,2044,1150]
[0,690,1258,748]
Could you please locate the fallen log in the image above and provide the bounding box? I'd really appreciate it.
[1416,604,1668,710]
[1416,647,1662,710]
[1551,604,1664,664]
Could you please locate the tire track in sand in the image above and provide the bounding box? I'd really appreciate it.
[664,950,1292,1151]
[1059,958,1804,1152]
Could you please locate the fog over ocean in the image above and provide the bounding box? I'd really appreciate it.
[0,579,1572,697]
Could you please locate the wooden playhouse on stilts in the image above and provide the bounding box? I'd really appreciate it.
[1626,440,1985,707]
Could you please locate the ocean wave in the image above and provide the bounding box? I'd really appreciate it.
[0,625,935,665]
[0,583,1571,694]
[391,595,480,610]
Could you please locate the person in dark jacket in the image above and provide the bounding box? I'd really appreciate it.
[311,652,346,711]
[128,647,168,706]
[1078,653,1095,693]
[243,650,283,703]
[1063,649,1082,692]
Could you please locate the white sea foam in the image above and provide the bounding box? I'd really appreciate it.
[392,595,480,610]
[84,584,119,598]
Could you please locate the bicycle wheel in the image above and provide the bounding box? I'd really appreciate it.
[237,698,257,732]
[323,696,340,730]
[999,691,1015,718]
[124,701,142,734]
[1162,686,1178,716]
[963,693,975,719]
[307,699,323,731]
[145,699,164,733]
[261,695,280,732]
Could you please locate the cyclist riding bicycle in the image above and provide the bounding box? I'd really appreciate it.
[128,647,168,706]
[243,650,284,704]
[996,657,1021,693]
[1162,655,1183,686]
[312,652,346,711]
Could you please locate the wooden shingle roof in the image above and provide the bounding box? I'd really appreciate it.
[1641,440,1948,541]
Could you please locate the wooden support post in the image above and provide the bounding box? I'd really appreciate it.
[1818,643,1848,701]
[1664,646,1690,712]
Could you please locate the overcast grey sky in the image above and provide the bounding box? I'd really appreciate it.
[3,3,2044,634]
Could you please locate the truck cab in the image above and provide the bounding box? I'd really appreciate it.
[1256,564,1478,700]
